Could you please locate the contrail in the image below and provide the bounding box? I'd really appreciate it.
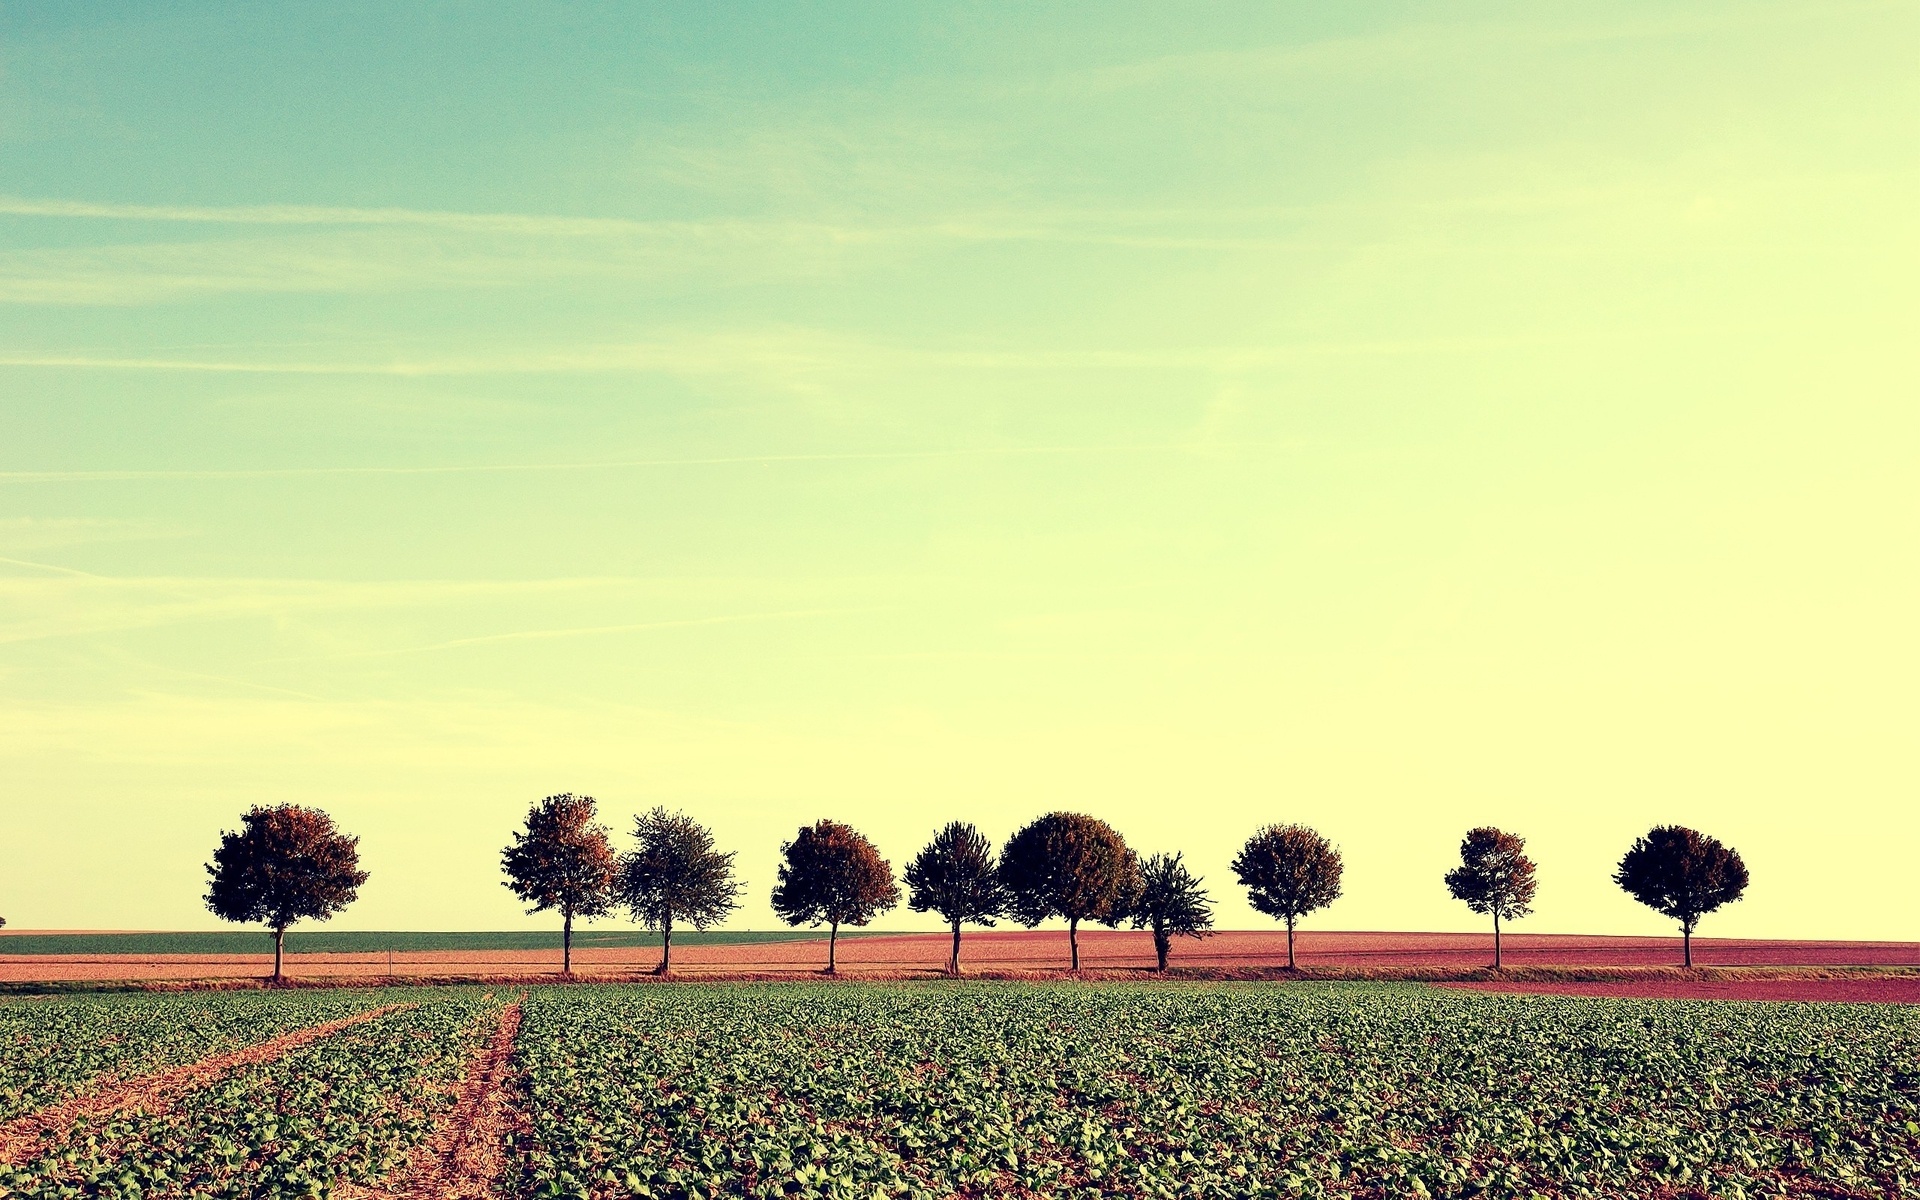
[0,555,107,578]
[335,607,884,659]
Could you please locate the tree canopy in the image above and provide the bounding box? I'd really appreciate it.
[998,812,1140,971]
[615,807,742,975]
[501,793,617,974]
[1128,851,1214,971]
[770,819,899,973]
[1443,826,1538,968]
[905,820,1005,973]
[204,804,368,981]
[1614,825,1749,966]
[1231,824,1343,969]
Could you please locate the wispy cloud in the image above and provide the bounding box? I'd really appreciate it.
[0,518,182,551]
[0,328,1552,381]
[0,220,885,304]
[0,194,793,238]
[1056,1,1891,97]
[0,194,1342,306]
[0,193,1321,249]
[0,573,673,646]
[0,442,1193,483]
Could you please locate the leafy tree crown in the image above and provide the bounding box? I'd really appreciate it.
[1231,824,1343,922]
[1614,825,1748,928]
[204,805,368,932]
[770,819,900,928]
[500,793,617,919]
[616,807,742,932]
[997,812,1138,927]
[904,821,1004,926]
[1443,826,1538,921]
[1129,852,1215,939]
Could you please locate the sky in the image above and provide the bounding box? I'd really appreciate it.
[1,1,1915,940]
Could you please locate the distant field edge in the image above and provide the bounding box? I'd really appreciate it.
[0,929,880,956]
[5,962,1919,996]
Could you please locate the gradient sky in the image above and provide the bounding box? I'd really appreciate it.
[1,2,1915,940]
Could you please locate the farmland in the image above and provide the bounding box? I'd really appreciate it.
[0,989,380,1123]
[0,988,499,1196]
[4,929,1918,990]
[0,984,1916,1199]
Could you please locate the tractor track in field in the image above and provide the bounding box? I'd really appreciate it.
[0,1001,413,1166]
[339,996,525,1200]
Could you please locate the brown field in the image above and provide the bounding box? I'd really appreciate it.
[3,928,1916,989]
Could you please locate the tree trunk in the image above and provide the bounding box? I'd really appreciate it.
[1154,927,1170,972]
[562,909,573,976]
[658,913,673,976]
[826,919,840,975]
[1492,911,1502,970]
[1286,916,1297,970]
[273,926,286,983]
[1683,920,1692,968]
[949,918,962,975]
[1069,917,1081,972]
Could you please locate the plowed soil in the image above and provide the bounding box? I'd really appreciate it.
[2,930,1915,985]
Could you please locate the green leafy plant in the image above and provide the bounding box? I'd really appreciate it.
[1,990,498,1196]
[506,982,1920,1200]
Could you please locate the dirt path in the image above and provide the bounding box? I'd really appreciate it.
[339,998,526,1200]
[0,1002,411,1166]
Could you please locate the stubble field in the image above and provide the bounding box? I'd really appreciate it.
[1,982,1918,1199]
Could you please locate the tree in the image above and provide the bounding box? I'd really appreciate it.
[770,820,899,974]
[204,805,368,983]
[501,793,616,976]
[1129,852,1214,971]
[998,812,1140,972]
[1443,826,1538,969]
[615,807,742,976]
[1614,825,1749,967]
[904,821,1005,974]
[1231,824,1342,970]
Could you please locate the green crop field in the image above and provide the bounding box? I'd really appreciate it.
[0,989,381,1123]
[1,983,1916,1199]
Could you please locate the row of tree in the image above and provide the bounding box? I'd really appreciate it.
[203,798,1752,980]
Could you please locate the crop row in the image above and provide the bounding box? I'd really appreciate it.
[0,990,383,1124]
[0,989,501,1200]
[508,983,1920,1200]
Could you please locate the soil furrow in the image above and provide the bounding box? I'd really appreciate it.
[0,1001,412,1165]
[340,997,525,1200]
